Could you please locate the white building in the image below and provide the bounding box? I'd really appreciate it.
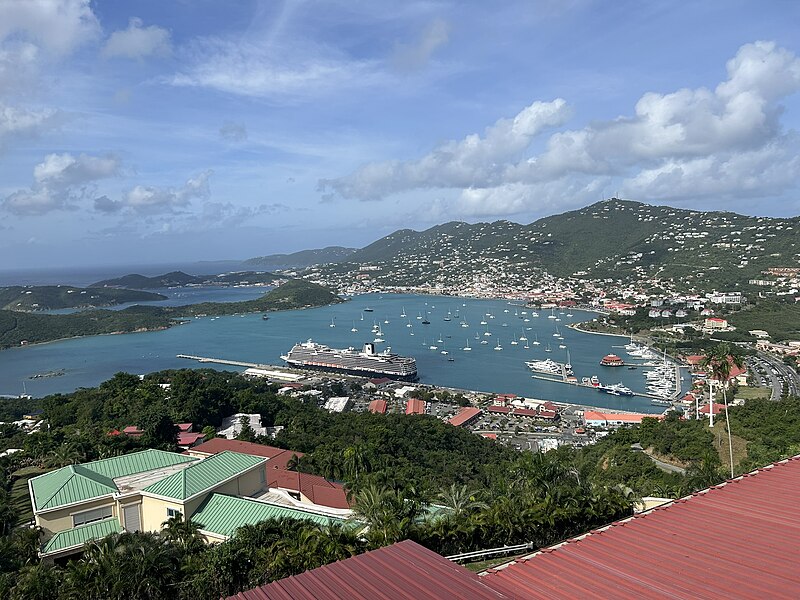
[218,413,267,439]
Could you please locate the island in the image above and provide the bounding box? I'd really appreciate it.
[0,286,167,312]
[92,270,279,289]
[0,280,342,350]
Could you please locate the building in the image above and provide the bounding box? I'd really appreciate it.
[583,411,651,427]
[217,413,267,439]
[187,438,303,472]
[704,317,729,330]
[230,455,800,599]
[32,441,343,559]
[405,398,426,415]
[367,399,388,414]
[448,407,482,427]
[599,354,624,367]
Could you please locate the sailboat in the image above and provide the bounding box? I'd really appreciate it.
[519,331,528,342]
[416,312,422,320]
[565,350,572,371]
[532,333,540,346]
[406,319,413,328]
[463,339,472,351]
[329,318,335,328]
[351,322,358,332]
[400,307,407,318]
[460,319,469,328]
[548,308,556,319]
[544,343,552,353]
[360,312,365,321]
[437,334,444,343]
[511,335,518,345]
[421,312,431,325]
[494,340,503,351]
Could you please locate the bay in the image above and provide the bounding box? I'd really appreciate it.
[0,293,679,413]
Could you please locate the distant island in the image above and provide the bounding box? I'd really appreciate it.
[0,280,342,350]
[0,285,167,312]
[242,246,356,271]
[92,270,280,289]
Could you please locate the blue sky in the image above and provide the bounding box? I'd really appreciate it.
[1,0,799,269]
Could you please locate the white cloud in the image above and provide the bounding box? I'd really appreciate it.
[124,170,213,214]
[102,17,171,60]
[169,36,382,101]
[321,98,571,199]
[0,0,99,55]
[2,152,121,215]
[324,41,800,218]
[0,102,62,147]
[392,18,450,72]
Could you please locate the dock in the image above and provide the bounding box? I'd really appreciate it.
[177,354,262,369]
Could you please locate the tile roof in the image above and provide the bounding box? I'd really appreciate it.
[268,469,350,509]
[29,449,198,511]
[192,493,341,539]
[41,517,122,556]
[405,398,425,415]
[481,456,800,599]
[368,399,388,414]
[226,539,507,600]
[143,451,266,501]
[448,407,482,426]
[190,438,304,470]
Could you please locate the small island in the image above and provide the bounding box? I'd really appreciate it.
[92,270,280,289]
[0,285,167,312]
[0,280,342,350]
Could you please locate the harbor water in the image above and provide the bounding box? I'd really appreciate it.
[0,293,680,413]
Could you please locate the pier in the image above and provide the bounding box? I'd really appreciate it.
[176,354,263,369]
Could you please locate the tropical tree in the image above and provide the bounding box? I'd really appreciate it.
[436,484,487,519]
[701,343,744,478]
[161,513,203,553]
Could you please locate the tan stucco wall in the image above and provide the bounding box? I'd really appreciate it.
[36,497,117,539]
[212,467,265,498]
[140,496,186,533]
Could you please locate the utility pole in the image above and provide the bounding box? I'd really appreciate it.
[708,378,715,428]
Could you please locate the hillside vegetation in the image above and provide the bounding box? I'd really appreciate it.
[0,280,340,349]
[314,199,800,291]
[92,270,279,289]
[242,246,357,270]
[0,286,166,311]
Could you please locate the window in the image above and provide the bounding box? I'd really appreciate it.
[259,468,266,484]
[72,506,112,527]
[288,491,301,501]
[166,508,182,519]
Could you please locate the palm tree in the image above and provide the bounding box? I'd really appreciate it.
[436,484,487,519]
[701,343,744,478]
[161,512,203,553]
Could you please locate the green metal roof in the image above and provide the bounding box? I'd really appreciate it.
[29,449,198,512]
[84,448,197,479]
[142,451,266,501]
[41,517,122,556]
[191,493,340,538]
[30,464,118,511]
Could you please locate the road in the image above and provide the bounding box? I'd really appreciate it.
[754,352,800,399]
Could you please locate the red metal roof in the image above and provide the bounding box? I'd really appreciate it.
[226,539,506,600]
[189,438,304,470]
[268,469,351,509]
[405,398,426,415]
[448,407,482,427]
[487,406,512,414]
[481,456,800,599]
[368,399,388,414]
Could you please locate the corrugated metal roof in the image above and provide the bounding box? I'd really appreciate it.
[192,493,340,539]
[143,451,266,500]
[267,469,350,509]
[87,448,197,479]
[448,407,482,426]
[41,517,122,556]
[29,449,198,511]
[190,438,304,470]
[226,540,507,600]
[30,464,118,511]
[481,455,800,599]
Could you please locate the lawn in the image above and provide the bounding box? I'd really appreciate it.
[10,466,49,526]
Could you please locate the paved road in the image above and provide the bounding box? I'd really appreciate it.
[755,352,800,399]
[645,453,687,475]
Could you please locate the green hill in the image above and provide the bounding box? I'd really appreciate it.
[0,286,167,311]
[242,246,356,270]
[92,270,279,289]
[0,280,341,349]
[314,199,800,291]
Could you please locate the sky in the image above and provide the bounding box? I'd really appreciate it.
[1,0,799,269]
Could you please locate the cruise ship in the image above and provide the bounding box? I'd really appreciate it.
[281,340,418,381]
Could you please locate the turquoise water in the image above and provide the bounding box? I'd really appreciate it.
[0,294,675,413]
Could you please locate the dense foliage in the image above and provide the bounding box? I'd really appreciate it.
[1,367,797,598]
[91,270,280,289]
[0,280,340,349]
[0,286,166,311]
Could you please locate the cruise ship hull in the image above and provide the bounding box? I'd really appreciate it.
[282,340,418,382]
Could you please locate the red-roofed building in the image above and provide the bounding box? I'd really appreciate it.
[122,425,143,438]
[225,539,506,600]
[487,405,512,415]
[481,456,800,599]
[267,469,351,511]
[368,399,388,414]
[448,407,482,427]
[188,438,304,471]
[177,423,193,432]
[481,433,497,440]
[512,408,539,418]
[698,403,725,416]
[584,411,651,427]
[405,398,426,415]
[177,432,205,448]
[537,409,557,420]
[685,354,705,366]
